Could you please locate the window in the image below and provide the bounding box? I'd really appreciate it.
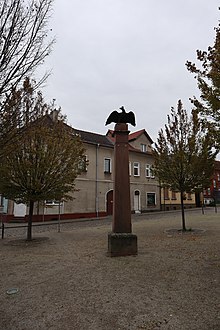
[0,195,4,214]
[133,162,140,176]
[141,144,147,152]
[171,191,176,200]
[0,194,3,206]
[164,187,169,200]
[145,164,150,178]
[45,200,62,206]
[213,179,216,188]
[217,173,220,182]
[150,165,155,178]
[187,192,192,200]
[78,155,88,172]
[129,161,131,176]
[147,193,156,206]
[207,188,211,195]
[145,164,155,178]
[104,158,111,173]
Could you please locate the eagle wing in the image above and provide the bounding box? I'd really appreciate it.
[105,110,119,125]
[127,111,136,126]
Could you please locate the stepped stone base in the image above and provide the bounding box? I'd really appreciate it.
[108,232,138,257]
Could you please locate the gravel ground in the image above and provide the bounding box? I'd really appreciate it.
[0,208,219,330]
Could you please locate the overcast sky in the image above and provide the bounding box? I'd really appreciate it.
[39,0,219,142]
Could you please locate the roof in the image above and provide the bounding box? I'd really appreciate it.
[128,129,153,144]
[105,128,153,155]
[73,129,114,148]
[106,128,153,144]
[42,111,153,149]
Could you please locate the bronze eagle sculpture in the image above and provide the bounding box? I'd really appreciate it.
[105,106,136,126]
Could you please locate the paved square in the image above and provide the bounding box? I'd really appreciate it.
[0,209,219,329]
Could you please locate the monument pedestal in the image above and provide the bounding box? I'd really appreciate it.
[108,233,137,257]
[107,123,138,257]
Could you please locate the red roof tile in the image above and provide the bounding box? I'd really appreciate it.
[106,128,153,145]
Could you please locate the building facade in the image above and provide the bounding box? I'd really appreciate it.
[3,127,161,222]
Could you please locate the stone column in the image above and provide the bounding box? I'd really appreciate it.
[108,123,137,257]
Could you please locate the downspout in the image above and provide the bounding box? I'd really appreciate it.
[164,187,166,211]
[159,182,162,211]
[95,143,100,217]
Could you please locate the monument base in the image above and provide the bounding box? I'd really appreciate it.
[108,233,138,257]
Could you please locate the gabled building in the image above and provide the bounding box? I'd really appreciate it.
[203,160,220,205]
[4,126,161,222]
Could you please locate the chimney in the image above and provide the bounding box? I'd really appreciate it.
[50,110,59,122]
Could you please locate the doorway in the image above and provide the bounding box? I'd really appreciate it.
[134,190,141,213]
[106,190,113,215]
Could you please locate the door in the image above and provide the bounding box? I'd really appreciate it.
[106,190,113,215]
[134,190,141,213]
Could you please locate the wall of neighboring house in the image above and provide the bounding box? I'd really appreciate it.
[160,188,196,211]
[129,150,159,212]
[0,195,8,223]
[203,160,220,205]
[129,133,152,153]
[68,143,114,215]
[21,142,114,220]
[128,133,159,212]
[0,198,14,222]
[63,141,160,216]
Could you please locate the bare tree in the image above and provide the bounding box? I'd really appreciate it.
[0,0,54,98]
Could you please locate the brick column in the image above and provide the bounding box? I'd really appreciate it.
[108,123,137,257]
[112,123,131,232]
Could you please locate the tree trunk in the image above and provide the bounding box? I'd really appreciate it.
[180,191,186,231]
[27,200,34,241]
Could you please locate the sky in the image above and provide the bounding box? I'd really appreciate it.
[38,0,219,142]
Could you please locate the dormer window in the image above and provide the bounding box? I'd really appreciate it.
[141,144,147,152]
